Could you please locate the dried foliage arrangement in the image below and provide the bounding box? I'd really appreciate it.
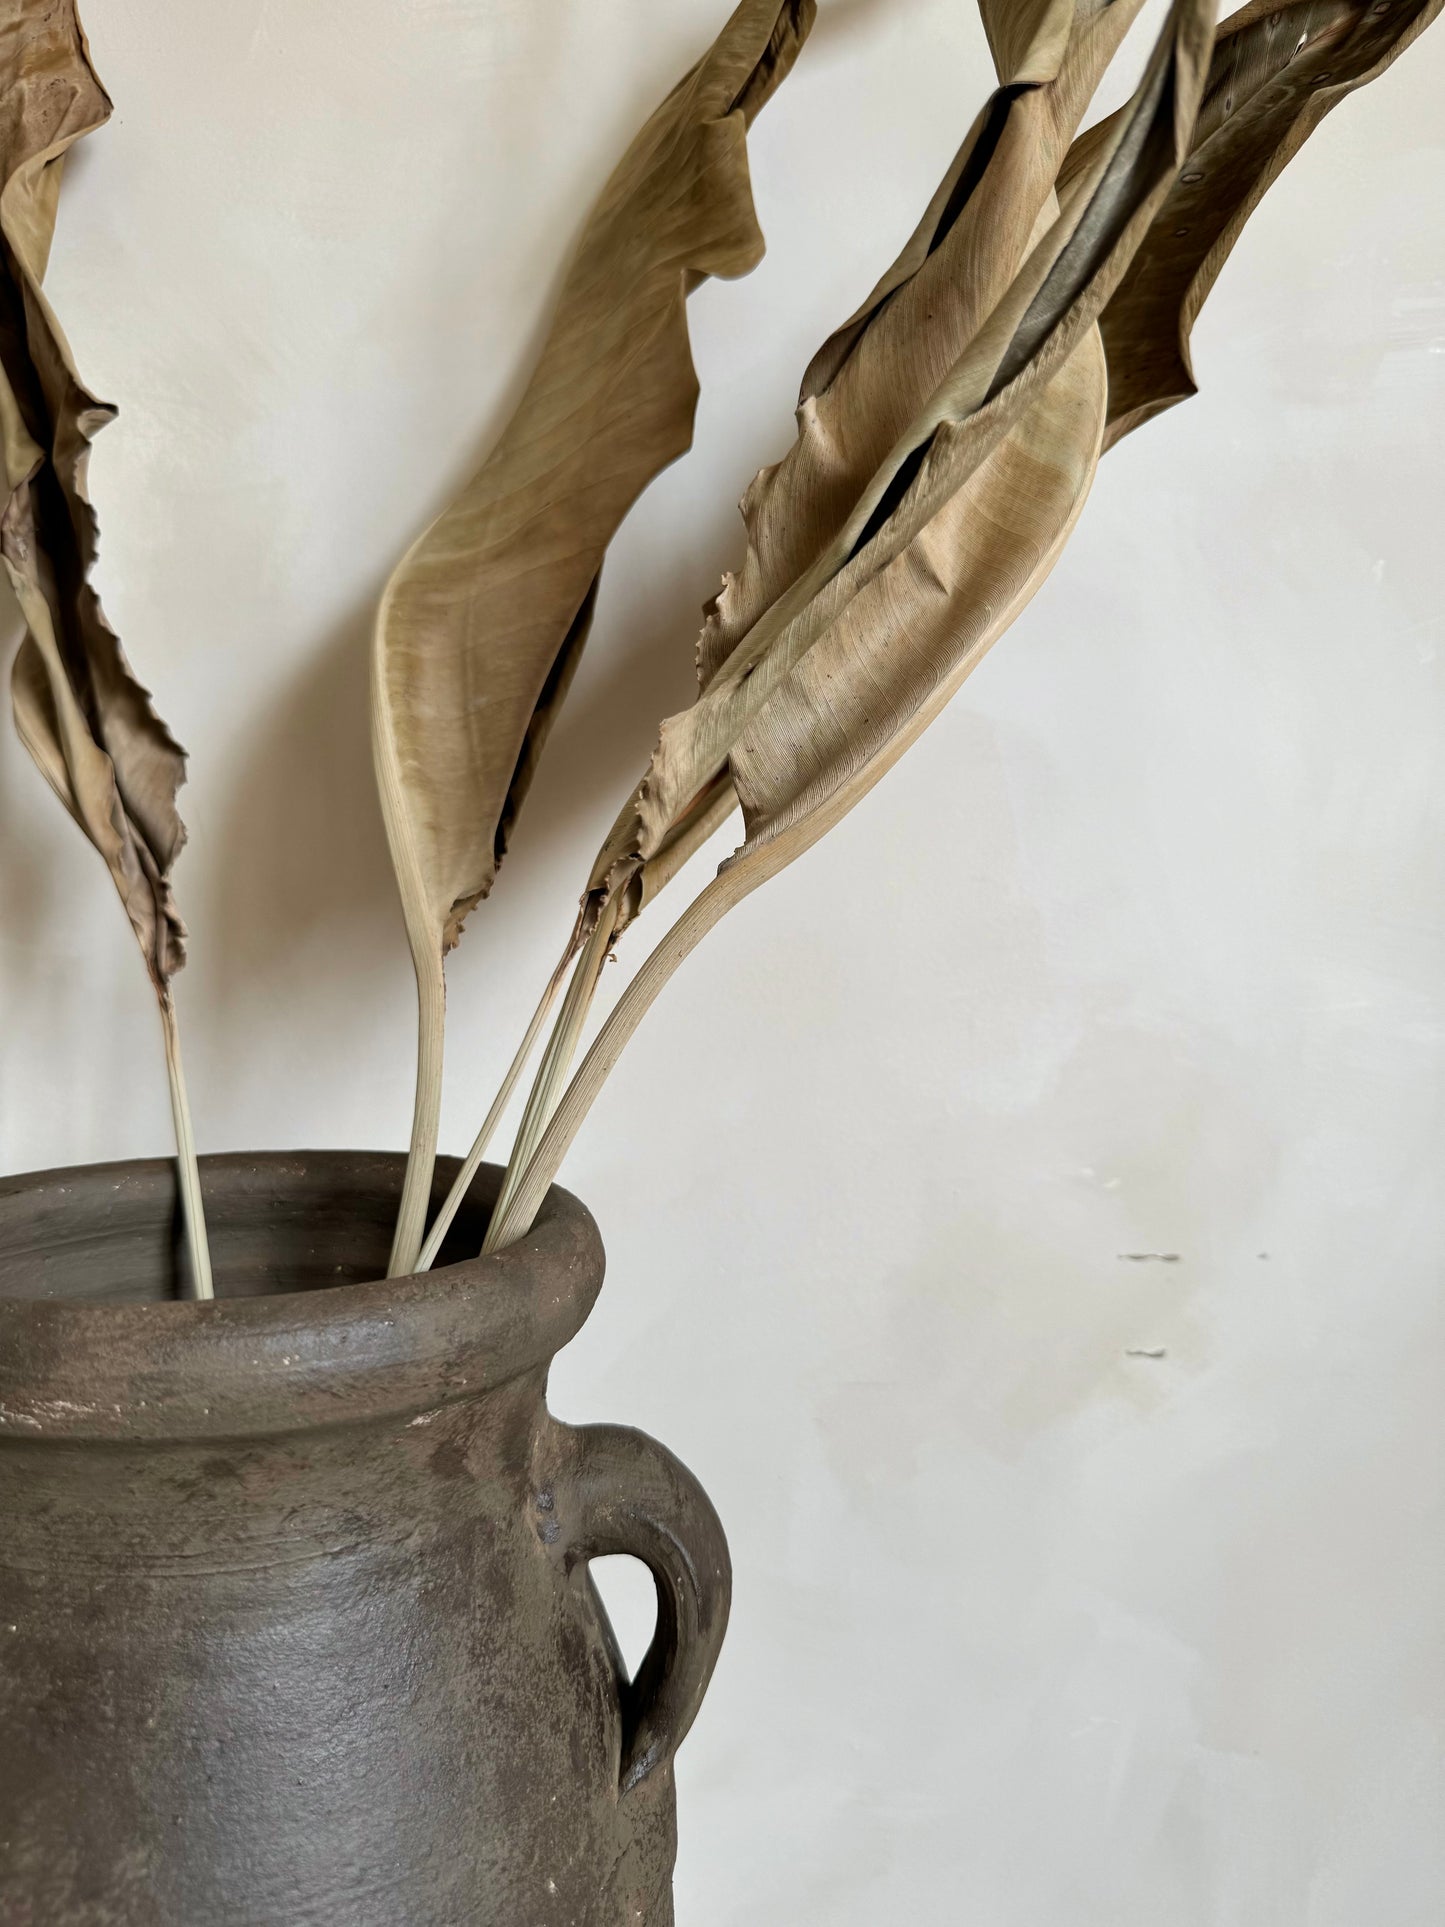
[2,0,1437,1293]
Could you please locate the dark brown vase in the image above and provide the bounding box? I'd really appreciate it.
[0,1152,730,1927]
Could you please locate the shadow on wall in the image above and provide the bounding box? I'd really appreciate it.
[196,485,748,1123]
[0,496,748,1143]
[496,495,750,901]
[2,13,825,1131]
[199,294,743,1040]
[815,0,913,44]
[205,588,399,1041]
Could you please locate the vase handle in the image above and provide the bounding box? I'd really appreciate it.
[540,1423,731,1796]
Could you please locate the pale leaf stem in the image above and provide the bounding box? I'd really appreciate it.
[388,945,446,1279]
[482,867,757,1254]
[160,993,214,1302]
[415,949,572,1273]
[482,898,621,1255]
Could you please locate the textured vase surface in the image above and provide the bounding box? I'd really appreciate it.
[0,1152,730,1927]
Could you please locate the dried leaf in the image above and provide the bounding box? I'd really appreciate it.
[1,1,188,994]
[374,0,813,952]
[375,0,815,1274]
[1,3,209,1294]
[1077,0,1444,446]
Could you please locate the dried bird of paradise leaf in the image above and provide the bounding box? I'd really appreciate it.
[1077,0,1445,446]
[479,0,1221,1251]
[0,1,210,1296]
[374,0,816,1277]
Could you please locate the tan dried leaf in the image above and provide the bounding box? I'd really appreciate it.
[375,0,815,1272]
[1078,0,1444,447]
[372,0,813,960]
[1,1,188,995]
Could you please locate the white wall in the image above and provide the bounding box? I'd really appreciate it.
[2,3,1441,1919]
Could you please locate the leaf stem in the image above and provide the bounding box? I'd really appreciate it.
[388,945,446,1279]
[482,868,753,1254]
[415,947,573,1272]
[160,993,213,1301]
[482,898,621,1254]
[484,771,859,1253]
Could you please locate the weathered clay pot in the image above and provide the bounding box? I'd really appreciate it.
[0,1152,729,1926]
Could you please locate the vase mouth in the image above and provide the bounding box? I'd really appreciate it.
[0,1151,603,1442]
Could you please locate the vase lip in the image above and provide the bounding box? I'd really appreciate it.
[0,1150,604,1444]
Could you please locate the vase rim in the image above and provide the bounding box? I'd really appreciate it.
[0,1150,603,1443]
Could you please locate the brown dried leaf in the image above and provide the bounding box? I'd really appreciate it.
[375,0,815,1273]
[1,1,188,995]
[372,0,814,961]
[1077,0,1444,447]
[699,0,1141,695]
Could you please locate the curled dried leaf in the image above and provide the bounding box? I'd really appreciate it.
[376,0,815,1274]
[1,0,188,995]
[373,0,814,958]
[1,3,209,1295]
[1078,0,1444,445]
